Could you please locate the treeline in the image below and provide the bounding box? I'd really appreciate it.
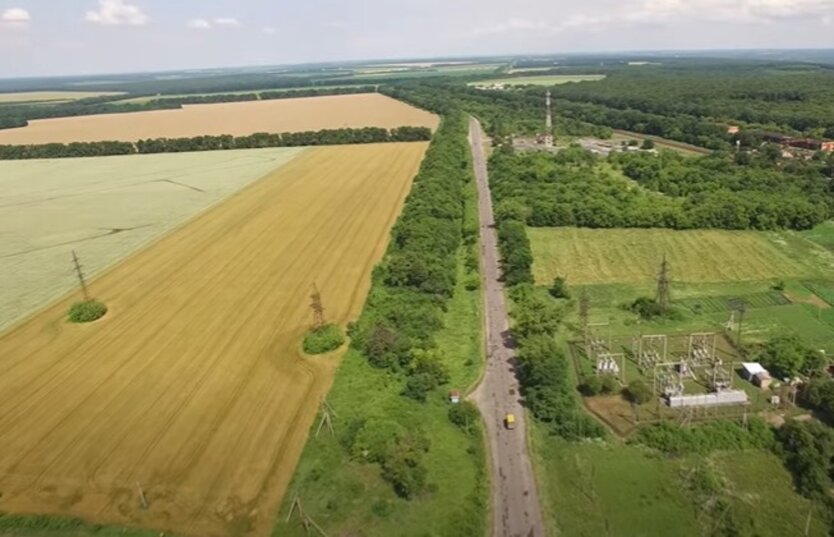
[510,285,605,440]
[139,85,377,107]
[344,111,473,496]
[549,63,834,137]
[0,86,377,131]
[488,144,831,232]
[0,126,432,160]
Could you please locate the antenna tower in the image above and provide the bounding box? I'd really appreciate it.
[310,284,325,329]
[656,255,671,314]
[544,90,554,147]
[71,250,90,301]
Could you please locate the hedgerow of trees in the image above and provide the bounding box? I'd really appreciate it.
[0,126,432,160]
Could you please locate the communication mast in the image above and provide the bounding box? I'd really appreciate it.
[656,255,671,314]
[310,283,325,329]
[544,90,554,148]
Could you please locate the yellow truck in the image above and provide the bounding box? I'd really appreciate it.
[505,413,516,430]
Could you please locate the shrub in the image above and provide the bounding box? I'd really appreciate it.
[625,380,653,404]
[302,323,345,355]
[641,139,655,150]
[634,418,775,456]
[600,374,619,394]
[630,296,663,320]
[548,276,570,299]
[449,401,481,435]
[464,274,481,291]
[67,299,107,323]
[756,334,817,379]
[578,375,603,396]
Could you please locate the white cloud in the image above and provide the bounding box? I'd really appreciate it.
[213,17,241,27]
[187,17,242,30]
[262,26,277,35]
[187,18,211,30]
[85,0,148,26]
[1,7,31,27]
[626,0,834,24]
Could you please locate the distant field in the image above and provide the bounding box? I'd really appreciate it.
[470,74,605,87]
[528,227,834,285]
[0,93,439,144]
[0,142,427,537]
[0,148,305,332]
[0,91,123,104]
[114,85,354,105]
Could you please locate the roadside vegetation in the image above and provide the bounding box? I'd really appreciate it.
[275,111,487,536]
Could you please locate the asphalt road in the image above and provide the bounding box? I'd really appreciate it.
[469,116,545,537]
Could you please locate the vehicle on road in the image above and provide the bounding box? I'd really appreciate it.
[505,413,516,430]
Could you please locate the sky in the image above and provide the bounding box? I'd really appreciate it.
[0,0,833,77]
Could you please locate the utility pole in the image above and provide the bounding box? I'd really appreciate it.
[310,283,325,330]
[656,255,671,315]
[736,302,746,349]
[579,288,590,353]
[71,250,90,301]
[544,90,554,148]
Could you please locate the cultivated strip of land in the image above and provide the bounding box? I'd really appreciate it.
[0,148,305,331]
[0,93,439,144]
[0,142,428,537]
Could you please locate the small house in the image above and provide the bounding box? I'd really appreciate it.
[449,390,461,404]
[741,362,772,389]
[727,125,740,135]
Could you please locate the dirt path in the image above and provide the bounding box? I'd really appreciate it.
[469,117,545,537]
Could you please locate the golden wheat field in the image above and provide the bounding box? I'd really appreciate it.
[0,142,428,536]
[0,93,439,145]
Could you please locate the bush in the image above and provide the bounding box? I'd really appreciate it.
[775,419,834,500]
[634,418,775,455]
[67,299,107,323]
[625,380,653,404]
[578,375,603,396]
[641,139,655,150]
[449,401,481,435]
[600,374,619,394]
[548,276,570,299]
[303,324,345,355]
[630,296,663,320]
[464,273,481,291]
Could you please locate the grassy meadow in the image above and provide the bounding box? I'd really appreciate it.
[528,227,834,286]
[532,428,829,537]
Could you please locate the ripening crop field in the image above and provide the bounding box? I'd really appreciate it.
[0,148,305,332]
[0,93,440,144]
[0,142,427,537]
[528,227,834,285]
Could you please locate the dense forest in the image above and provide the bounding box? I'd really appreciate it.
[488,144,833,231]
[0,126,432,160]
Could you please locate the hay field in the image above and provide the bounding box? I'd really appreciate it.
[0,91,123,104]
[529,227,834,285]
[0,148,305,332]
[0,142,427,536]
[0,93,439,145]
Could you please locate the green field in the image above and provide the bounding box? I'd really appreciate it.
[273,174,486,537]
[528,227,834,286]
[532,429,829,537]
[113,85,354,104]
[470,74,605,87]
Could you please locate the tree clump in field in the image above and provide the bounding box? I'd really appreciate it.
[624,380,653,404]
[302,323,345,355]
[67,299,107,323]
[755,334,828,380]
[634,418,775,456]
[342,418,431,499]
